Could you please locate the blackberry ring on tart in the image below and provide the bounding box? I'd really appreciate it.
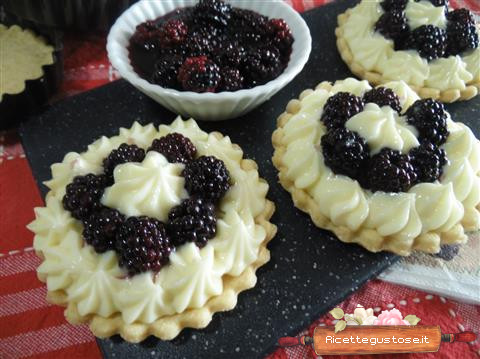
[336,0,480,102]
[272,78,480,256]
[28,117,276,342]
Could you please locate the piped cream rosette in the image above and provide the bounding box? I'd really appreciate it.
[272,78,480,256]
[28,117,276,342]
[335,0,480,102]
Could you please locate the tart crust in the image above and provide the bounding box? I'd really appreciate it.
[272,81,476,256]
[34,131,277,343]
[336,9,480,103]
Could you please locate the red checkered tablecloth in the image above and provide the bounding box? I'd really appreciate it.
[1,1,479,358]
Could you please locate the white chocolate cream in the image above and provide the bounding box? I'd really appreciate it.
[278,78,480,242]
[342,0,479,90]
[29,117,270,324]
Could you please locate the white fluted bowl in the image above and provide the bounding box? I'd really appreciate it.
[107,0,311,121]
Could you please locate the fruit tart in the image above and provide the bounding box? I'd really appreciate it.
[28,117,276,342]
[272,78,480,256]
[336,0,480,102]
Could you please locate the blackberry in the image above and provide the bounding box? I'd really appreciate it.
[410,25,447,61]
[321,128,370,179]
[409,142,448,183]
[367,149,417,193]
[151,54,183,89]
[177,56,221,92]
[230,8,269,35]
[83,207,125,253]
[214,41,246,68]
[158,19,188,47]
[168,197,217,248]
[241,49,281,87]
[185,32,214,57]
[380,0,408,11]
[268,19,294,56]
[183,156,231,202]
[321,92,365,130]
[434,244,460,261]
[447,9,476,26]
[363,87,402,113]
[406,99,449,146]
[103,143,146,180]
[148,133,197,164]
[446,21,479,55]
[194,0,232,27]
[375,10,410,42]
[130,21,161,51]
[219,67,244,92]
[115,216,173,275]
[62,174,109,220]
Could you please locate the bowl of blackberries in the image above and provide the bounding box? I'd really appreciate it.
[107,0,311,120]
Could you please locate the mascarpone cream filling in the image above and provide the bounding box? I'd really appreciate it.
[279,78,480,240]
[342,0,479,90]
[29,118,269,324]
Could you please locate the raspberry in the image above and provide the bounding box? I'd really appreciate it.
[363,87,402,113]
[375,10,410,42]
[115,216,173,275]
[103,143,146,180]
[168,197,217,248]
[183,156,231,202]
[446,21,479,55]
[268,19,294,55]
[406,99,449,146]
[409,142,448,183]
[219,67,244,92]
[447,9,476,26]
[151,54,183,89]
[148,133,197,164]
[83,207,125,253]
[409,25,447,61]
[130,21,161,51]
[177,56,221,92]
[367,149,417,193]
[321,128,370,179]
[159,19,188,47]
[62,174,109,220]
[321,92,365,130]
[380,0,408,11]
[194,0,232,27]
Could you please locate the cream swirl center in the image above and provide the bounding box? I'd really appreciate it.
[101,151,187,221]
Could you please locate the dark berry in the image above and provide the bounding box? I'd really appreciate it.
[194,0,232,27]
[381,0,408,11]
[214,41,246,68]
[241,49,282,87]
[158,19,188,47]
[406,99,449,146]
[62,174,109,220]
[148,133,197,164]
[219,67,244,92]
[151,54,183,89]
[230,8,269,35]
[103,143,146,180]
[321,128,370,179]
[183,156,231,202]
[434,244,460,261]
[363,87,402,113]
[321,92,365,130]
[177,56,221,92]
[268,19,294,55]
[83,207,125,253]
[185,32,214,57]
[375,10,410,42]
[421,0,449,7]
[130,21,161,51]
[447,9,476,26]
[446,21,479,55]
[168,197,217,248]
[410,25,447,61]
[409,142,448,183]
[115,216,173,275]
[367,149,417,193]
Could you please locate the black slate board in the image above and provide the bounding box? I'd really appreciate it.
[19,0,480,358]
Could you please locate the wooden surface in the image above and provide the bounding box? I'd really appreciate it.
[313,326,441,355]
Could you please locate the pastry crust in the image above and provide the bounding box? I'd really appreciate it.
[336,10,480,103]
[272,80,477,256]
[35,133,277,343]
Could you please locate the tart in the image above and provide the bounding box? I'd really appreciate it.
[272,78,480,256]
[28,117,276,342]
[336,0,480,102]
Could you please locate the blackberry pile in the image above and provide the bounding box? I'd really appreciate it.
[62,132,231,275]
[129,0,294,92]
[375,1,478,60]
[320,87,450,193]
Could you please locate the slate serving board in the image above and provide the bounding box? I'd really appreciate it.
[19,0,480,357]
